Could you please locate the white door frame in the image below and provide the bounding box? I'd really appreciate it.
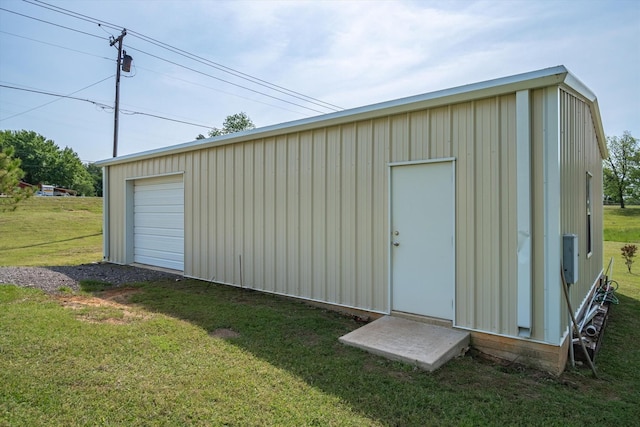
[387,158,456,321]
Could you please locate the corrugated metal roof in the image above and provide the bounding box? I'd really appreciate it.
[96,65,606,166]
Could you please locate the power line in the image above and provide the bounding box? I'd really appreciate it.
[126,45,329,115]
[0,84,111,108]
[5,4,331,115]
[0,28,309,117]
[118,109,214,128]
[23,0,344,112]
[0,76,114,122]
[135,65,311,117]
[0,7,105,40]
[0,30,113,61]
[25,0,121,31]
[127,31,344,111]
[0,84,213,128]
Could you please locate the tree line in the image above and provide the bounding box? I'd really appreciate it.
[0,130,102,197]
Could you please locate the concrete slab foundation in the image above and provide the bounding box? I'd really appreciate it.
[339,316,470,372]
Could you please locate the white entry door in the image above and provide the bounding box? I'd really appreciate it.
[391,161,454,320]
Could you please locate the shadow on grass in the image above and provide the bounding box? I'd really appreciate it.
[3,233,101,250]
[610,207,640,217]
[604,205,640,215]
[106,278,640,425]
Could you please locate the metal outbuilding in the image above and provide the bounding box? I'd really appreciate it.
[96,66,607,373]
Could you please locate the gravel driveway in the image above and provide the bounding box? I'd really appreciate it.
[0,263,181,293]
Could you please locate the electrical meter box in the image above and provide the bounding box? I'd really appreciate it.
[563,234,579,284]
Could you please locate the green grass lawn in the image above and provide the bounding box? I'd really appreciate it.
[0,197,103,266]
[603,205,640,243]
[1,200,639,425]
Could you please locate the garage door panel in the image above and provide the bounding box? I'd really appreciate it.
[134,255,183,272]
[135,227,184,238]
[134,213,183,228]
[133,176,184,271]
[135,205,183,214]
[134,193,183,206]
[134,198,182,208]
[135,247,183,261]
[135,180,182,188]
[135,234,184,252]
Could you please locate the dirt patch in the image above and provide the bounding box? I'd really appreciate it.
[55,288,149,324]
[209,328,240,339]
[55,287,142,307]
[100,287,143,303]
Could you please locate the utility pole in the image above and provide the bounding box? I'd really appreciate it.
[110,29,127,158]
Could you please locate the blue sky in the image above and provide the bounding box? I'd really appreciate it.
[1,0,638,163]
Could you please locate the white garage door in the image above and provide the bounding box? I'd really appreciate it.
[134,175,184,271]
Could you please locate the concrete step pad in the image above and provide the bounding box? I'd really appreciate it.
[339,316,470,372]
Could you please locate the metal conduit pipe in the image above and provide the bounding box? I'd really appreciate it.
[561,265,598,378]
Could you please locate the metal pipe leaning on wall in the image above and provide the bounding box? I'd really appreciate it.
[560,265,598,378]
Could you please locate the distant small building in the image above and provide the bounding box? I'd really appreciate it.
[40,184,54,196]
[35,184,77,197]
[96,66,606,373]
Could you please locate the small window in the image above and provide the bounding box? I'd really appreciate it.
[586,172,593,257]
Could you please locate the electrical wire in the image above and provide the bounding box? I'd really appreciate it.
[6,4,333,115]
[0,30,113,61]
[0,7,105,40]
[8,0,346,129]
[25,0,121,31]
[0,84,213,128]
[24,0,344,111]
[0,84,111,108]
[126,45,328,115]
[118,109,213,128]
[135,64,310,117]
[0,76,114,122]
[28,0,342,110]
[126,31,344,111]
[0,28,309,117]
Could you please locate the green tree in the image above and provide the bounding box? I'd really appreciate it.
[85,163,103,197]
[604,131,639,208]
[0,130,95,196]
[0,130,58,185]
[196,112,255,140]
[0,145,33,210]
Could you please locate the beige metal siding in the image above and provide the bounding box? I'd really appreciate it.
[106,94,521,326]
[452,97,519,336]
[559,88,605,331]
[526,87,604,343]
[104,88,601,341]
